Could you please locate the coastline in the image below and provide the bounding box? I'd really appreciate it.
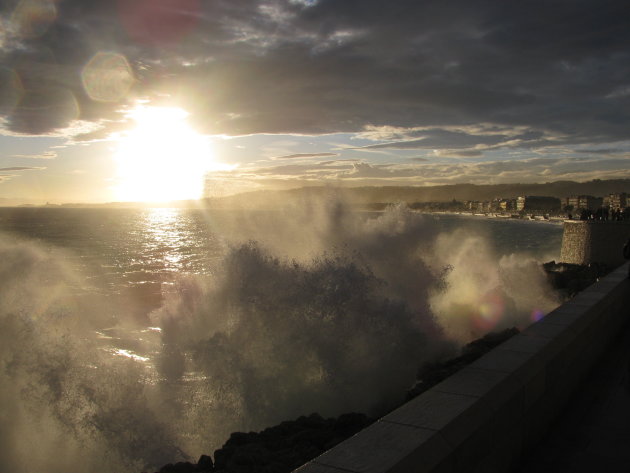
[424,210,566,225]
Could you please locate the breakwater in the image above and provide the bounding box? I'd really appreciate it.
[560,220,630,267]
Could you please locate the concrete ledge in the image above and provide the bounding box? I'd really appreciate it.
[296,262,630,473]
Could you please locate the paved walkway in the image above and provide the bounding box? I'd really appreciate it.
[515,314,630,472]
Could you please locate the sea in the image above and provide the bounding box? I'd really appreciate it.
[0,205,563,473]
[0,207,563,289]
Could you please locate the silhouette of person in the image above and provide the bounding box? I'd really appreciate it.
[624,237,630,279]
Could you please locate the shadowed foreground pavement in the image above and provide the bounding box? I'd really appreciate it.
[515,306,630,472]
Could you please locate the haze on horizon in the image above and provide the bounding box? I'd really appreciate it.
[0,0,629,204]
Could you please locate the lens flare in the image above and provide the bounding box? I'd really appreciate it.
[472,291,505,332]
[82,52,135,103]
[117,0,201,46]
[0,67,24,113]
[531,308,545,322]
[11,0,57,39]
[10,87,79,134]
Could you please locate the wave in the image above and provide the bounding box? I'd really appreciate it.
[0,198,561,472]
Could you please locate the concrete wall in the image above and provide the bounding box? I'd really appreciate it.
[560,220,630,267]
[295,263,630,473]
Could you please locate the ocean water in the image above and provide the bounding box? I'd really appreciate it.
[0,207,562,290]
[0,204,563,473]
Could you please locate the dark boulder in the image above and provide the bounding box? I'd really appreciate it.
[197,454,214,472]
[158,462,198,473]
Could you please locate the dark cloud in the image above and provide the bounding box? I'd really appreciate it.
[573,148,623,155]
[250,160,354,176]
[219,155,630,188]
[0,166,45,182]
[345,162,419,179]
[353,127,550,151]
[0,0,628,148]
[318,159,360,165]
[440,150,484,158]
[10,151,57,159]
[0,166,44,171]
[271,152,338,160]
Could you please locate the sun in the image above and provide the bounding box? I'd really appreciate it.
[114,105,219,202]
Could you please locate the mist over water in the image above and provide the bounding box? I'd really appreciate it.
[0,239,182,473]
[0,200,562,472]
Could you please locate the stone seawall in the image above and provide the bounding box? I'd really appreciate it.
[560,221,630,267]
[295,263,630,473]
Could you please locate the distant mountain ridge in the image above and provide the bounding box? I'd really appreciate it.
[206,179,630,208]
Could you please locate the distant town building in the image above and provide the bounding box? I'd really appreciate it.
[517,196,561,213]
[498,199,516,212]
[606,193,628,211]
[489,199,508,212]
[565,195,603,211]
[465,200,495,213]
[467,201,485,212]
[499,199,516,211]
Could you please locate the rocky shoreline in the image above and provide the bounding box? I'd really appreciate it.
[151,412,372,473]
[543,260,611,298]
[149,327,522,473]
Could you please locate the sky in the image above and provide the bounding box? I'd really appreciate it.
[0,0,629,203]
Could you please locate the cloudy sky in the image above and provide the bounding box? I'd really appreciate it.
[1,0,629,202]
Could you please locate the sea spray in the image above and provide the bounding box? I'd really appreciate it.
[427,228,562,341]
[0,239,184,473]
[151,241,450,448]
[0,200,563,472]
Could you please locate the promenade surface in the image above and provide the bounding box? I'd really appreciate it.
[515,282,630,473]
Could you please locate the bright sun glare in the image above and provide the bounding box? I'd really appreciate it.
[115,105,221,202]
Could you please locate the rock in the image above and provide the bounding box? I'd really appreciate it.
[194,412,374,473]
[333,413,370,436]
[213,447,233,470]
[197,454,214,471]
[406,327,519,400]
[158,462,197,473]
[543,261,611,297]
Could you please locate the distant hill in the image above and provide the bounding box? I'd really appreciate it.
[205,179,630,209]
